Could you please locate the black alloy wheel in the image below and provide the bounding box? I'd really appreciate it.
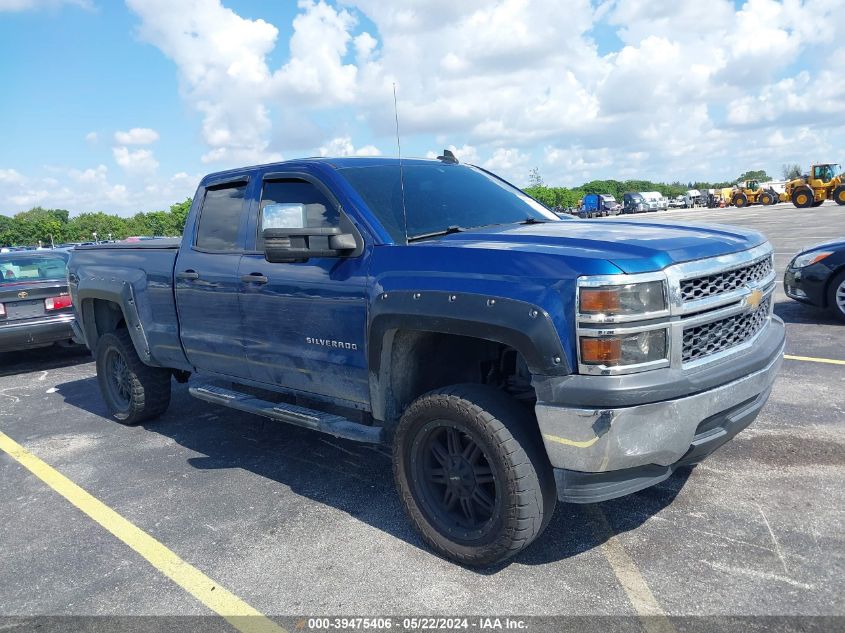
[411,421,499,540]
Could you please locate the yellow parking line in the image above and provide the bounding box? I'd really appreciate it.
[587,506,676,633]
[0,431,285,633]
[784,354,845,366]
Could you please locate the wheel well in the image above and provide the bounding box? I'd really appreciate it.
[83,298,126,348]
[823,265,845,308]
[379,330,535,425]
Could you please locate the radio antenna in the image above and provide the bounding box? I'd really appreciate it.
[393,82,409,244]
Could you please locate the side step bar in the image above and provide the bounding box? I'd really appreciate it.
[189,383,384,444]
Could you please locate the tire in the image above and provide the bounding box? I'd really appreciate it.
[834,185,845,206]
[95,329,171,425]
[827,270,845,323]
[393,384,556,566]
[732,192,748,208]
[792,188,814,208]
[760,192,775,206]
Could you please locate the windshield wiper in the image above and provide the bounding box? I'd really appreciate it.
[407,225,466,242]
[518,217,547,225]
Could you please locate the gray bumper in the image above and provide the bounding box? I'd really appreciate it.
[0,315,76,352]
[535,333,784,473]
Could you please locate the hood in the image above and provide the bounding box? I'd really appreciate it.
[418,220,766,274]
[797,238,845,254]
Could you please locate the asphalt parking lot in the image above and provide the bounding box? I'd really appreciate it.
[1,202,843,631]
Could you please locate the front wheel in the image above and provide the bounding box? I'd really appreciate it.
[95,329,171,425]
[833,185,845,206]
[393,385,556,566]
[828,271,845,323]
[733,192,748,208]
[792,188,814,208]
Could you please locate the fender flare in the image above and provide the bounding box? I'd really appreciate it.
[75,270,155,365]
[367,290,570,421]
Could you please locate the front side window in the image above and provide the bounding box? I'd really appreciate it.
[195,183,246,251]
[336,163,557,242]
[257,179,338,249]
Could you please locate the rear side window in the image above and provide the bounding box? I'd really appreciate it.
[257,179,338,249]
[195,183,247,251]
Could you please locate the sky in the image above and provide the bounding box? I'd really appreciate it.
[0,0,843,217]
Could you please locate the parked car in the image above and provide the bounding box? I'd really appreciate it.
[668,196,686,209]
[784,239,845,322]
[622,192,647,213]
[68,156,784,566]
[0,249,77,352]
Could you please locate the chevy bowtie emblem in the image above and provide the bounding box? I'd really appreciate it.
[18,291,28,299]
[746,288,763,310]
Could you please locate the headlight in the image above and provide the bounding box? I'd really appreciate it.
[791,251,832,268]
[580,329,668,367]
[579,281,666,316]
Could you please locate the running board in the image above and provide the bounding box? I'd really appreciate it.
[189,383,384,444]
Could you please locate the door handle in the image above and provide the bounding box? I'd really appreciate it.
[176,270,200,280]
[240,273,268,284]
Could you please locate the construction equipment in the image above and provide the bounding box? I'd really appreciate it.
[782,163,845,208]
[731,180,778,207]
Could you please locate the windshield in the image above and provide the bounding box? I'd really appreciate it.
[336,163,559,242]
[0,254,67,284]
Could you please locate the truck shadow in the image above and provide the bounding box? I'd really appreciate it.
[55,375,689,573]
[0,345,90,378]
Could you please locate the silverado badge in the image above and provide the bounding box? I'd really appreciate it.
[745,288,763,310]
[18,291,28,299]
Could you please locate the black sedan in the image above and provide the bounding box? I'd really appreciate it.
[0,249,78,352]
[784,239,845,322]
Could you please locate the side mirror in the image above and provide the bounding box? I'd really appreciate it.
[263,227,357,263]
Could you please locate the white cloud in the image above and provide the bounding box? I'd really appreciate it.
[84,131,98,144]
[0,168,25,185]
[0,164,199,216]
[318,135,381,157]
[112,147,160,175]
[0,0,90,11]
[114,127,160,145]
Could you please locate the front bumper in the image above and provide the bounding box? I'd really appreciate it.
[0,315,76,352]
[534,318,784,501]
[784,265,829,307]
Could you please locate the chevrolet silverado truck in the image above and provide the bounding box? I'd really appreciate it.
[68,156,785,565]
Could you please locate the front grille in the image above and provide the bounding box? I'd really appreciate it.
[682,297,771,363]
[681,256,773,302]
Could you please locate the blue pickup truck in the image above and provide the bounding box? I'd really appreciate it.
[68,156,785,565]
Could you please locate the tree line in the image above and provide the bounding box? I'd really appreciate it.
[522,166,805,210]
[0,199,192,247]
[0,163,809,247]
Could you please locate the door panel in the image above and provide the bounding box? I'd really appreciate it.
[238,176,369,404]
[176,251,245,376]
[239,254,369,403]
[175,180,250,377]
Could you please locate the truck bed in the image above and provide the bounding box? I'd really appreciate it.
[68,240,188,370]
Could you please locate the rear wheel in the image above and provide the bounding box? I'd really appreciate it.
[393,385,556,566]
[828,270,845,323]
[834,186,845,206]
[792,188,814,208]
[95,329,171,425]
[732,192,748,208]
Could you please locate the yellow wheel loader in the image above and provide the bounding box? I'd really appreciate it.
[731,180,778,207]
[782,163,845,208]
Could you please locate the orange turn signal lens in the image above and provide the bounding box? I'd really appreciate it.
[580,288,620,313]
[580,338,622,364]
